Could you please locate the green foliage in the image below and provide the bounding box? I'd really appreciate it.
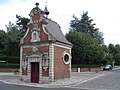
[0,63,19,68]
[0,21,21,69]
[70,11,104,44]
[0,56,19,64]
[105,54,114,64]
[4,22,21,56]
[66,31,104,65]
[0,15,29,68]
[114,54,120,65]
[16,15,30,37]
[67,11,105,65]
[0,30,6,55]
[101,44,120,65]
[0,56,19,68]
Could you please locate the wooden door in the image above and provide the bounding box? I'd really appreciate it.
[31,62,39,83]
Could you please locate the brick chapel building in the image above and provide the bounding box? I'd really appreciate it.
[20,3,73,83]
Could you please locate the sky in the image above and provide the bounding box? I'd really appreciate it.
[0,0,120,45]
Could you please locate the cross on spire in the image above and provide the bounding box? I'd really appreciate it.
[45,1,47,7]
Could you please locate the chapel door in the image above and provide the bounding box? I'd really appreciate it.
[31,62,39,83]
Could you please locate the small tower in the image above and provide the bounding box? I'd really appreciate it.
[44,1,49,18]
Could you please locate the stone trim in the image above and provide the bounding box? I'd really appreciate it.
[20,40,54,46]
[31,30,40,42]
[27,55,42,83]
[49,43,54,81]
[63,52,71,65]
[20,46,23,79]
[69,49,72,74]
[53,43,72,50]
[22,43,49,48]
[20,28,29,44]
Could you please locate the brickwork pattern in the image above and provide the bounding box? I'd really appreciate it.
[54,46,70,79]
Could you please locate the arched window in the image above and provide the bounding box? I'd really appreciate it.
[33,32,37,40]
[31,31,40,42]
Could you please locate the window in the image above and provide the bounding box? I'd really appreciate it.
[64,54,69,62]
[31,24,40,42]
[63,53,71,64]
[33,32,37,40]
[31,31,40,42]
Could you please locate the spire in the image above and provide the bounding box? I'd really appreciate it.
[35,2,39,7]
[44,1,49,16]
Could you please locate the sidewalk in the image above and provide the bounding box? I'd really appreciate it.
[0,71,105,88]
[1,67,120,88]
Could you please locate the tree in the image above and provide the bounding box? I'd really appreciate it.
[108,43,115,55]
[5,22,21,56]
[66,31,104,65]
[106,44,120,65]
[16,15,30,37]
[105,54,114,65]
[113,44,120,65]
[0,30,6,56]
[66,11,105,66]
[70,11,104,44]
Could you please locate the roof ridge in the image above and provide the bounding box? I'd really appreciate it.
[46,18,61,28]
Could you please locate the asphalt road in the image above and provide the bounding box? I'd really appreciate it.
[0,68,120,90]
[0,81,82,90]
[74,69,120,90]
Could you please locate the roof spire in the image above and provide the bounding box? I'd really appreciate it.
[44,1,49,16]
[45,1,47,7]
[35,2,39,7]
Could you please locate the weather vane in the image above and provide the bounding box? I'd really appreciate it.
[45,0,47,7]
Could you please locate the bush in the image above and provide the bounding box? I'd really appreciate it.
[0,63,19,68]
[6,56,20,64]
[0,56,20,68]
[0,56,19,64]
[0,56,7,62]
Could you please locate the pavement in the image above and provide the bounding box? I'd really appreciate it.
[0,67,119,88]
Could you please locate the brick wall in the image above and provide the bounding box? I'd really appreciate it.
[71,67,102,72]
[54,46,70,79]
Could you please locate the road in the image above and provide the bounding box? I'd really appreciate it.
[73,69,120,90]
[0,68,120,90]
[0,81,82,90]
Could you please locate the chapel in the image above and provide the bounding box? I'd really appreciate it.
[20,3,73,83]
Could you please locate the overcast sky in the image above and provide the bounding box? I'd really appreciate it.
[0,0,120,45]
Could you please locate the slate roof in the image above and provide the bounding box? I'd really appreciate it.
[45,19,73,46]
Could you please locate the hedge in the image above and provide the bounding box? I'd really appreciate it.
[0,56,20,64]
[0,63,19,68]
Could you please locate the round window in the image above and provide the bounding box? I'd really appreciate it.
[64,54,69,62]
[63,53,70,64]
